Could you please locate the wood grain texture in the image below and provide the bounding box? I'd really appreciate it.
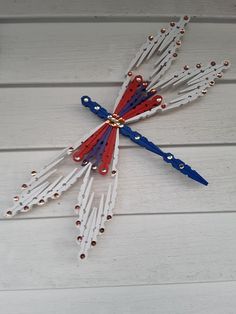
[0,22,234,84]
[0,84,235,149]
[1,146,235,218]
[0,213,236,289]
[0,0,235,18]
[1,281,236,314]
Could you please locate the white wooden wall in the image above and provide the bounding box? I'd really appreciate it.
[0,1,236,313]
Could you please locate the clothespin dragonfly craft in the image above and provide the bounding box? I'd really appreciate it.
[3,16,230,260]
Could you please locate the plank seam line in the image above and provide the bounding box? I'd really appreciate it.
[0,15,236,24]
[0,143,235,153]
[0,80,233,89]
[2,210,236,222]
[0,279,236,293]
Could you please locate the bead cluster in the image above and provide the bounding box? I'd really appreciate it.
[106,114,125,128]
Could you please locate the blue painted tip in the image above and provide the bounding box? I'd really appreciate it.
[189,170,208,186]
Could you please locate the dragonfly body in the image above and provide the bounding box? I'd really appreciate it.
[77,94,208,186]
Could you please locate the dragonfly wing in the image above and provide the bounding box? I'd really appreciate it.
[3,123,110,218]
[3,125,120,260]
[154,60,230,111]
[127,16,190,75]
[113,16,190,112]
[75,166,118,260]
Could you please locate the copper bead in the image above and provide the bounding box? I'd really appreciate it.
[39,199,45,205]
[53,192,60,199]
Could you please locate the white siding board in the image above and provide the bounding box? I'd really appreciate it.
[0,23,234,84]
[0,0,235,18]
[0,213,236,289]
[1,281,236,314]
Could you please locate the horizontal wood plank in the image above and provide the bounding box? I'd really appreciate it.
[1,281,236,314]
[0,84,235,149]
[0,146,235,218]
[0,0,235,18]
[0,213,236,289]
[0,22,234,84]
